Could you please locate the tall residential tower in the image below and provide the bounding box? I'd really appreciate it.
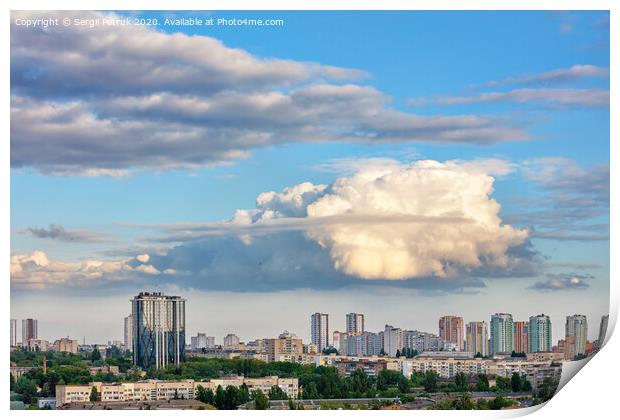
[565,314,588,358]
[529,314,552,353]
[131,292,186,369]
[310,313,329,351]
[346,313,365,335]
[439,315,464,351]
[490,313,513,355]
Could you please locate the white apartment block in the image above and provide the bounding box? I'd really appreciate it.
[56,376,299,406]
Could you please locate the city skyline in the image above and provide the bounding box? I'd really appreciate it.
[10,11,609,349]
[11,302,606,347]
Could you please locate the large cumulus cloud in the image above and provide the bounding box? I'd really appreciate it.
[229,160,529,280]
[11,11,528,176]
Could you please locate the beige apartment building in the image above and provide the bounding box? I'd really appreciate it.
[264,337,303,362]
[53,338,79,354]
[402,355,562,391]
[56,376,299,406]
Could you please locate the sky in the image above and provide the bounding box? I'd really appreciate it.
[10,10,610,345]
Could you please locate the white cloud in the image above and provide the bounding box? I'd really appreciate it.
[11,11,529,176]
[234,160,529,280]
[10,251,167,289]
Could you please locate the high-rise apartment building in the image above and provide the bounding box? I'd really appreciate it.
[439,315,464,351]
[332,331,346,352]
[513,321,529,354]
[528,314,552,353]
[22,319,38,343]
[465,321,489,356]
[124,315,133,350]
[596,314,609,350]
[346,313,365,335]
[191,333,210,351]
[490,313,513,355]
[310,313,329,351]
[265,334,303,362]
[383,324,404,357]
[565,314,588,358]
[223,334,240,348]
[10,319,17,347]
[131,292,186,369]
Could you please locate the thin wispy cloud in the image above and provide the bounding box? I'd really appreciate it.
[432,88,609,108]
[485,65,608,87]
[26,224,110,243]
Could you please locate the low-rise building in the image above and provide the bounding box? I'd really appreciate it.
[53,338,79,354]
[88,365,120,376]
[24,338,48,352]
[56,376,299,406]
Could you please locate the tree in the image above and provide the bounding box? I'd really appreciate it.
[536,377,558,402]
[196,385,214,405]
[254,390,269,410]
[90,386,100,402]
[489,396,512,410]
[349,368,372,394]
[395,349,401,358]
[301,382,319,399]
[474,352,483,358]
[322,346,338,355]
[422,370,438,393]
[268,385,288,401]
[239,383,250,404]
[475,374,490,392]
[398,375,410,393]
[495,376,511,391]
[214,385,225,409]
[520,374,532,392]
[14,376,38,404]
[455,372,468,390]
[90,348,102,362]
[223,385,240,409]
[510,372,522,392]
[453,393,475,410]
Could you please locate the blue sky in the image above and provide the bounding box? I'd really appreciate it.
[10,10,609,343]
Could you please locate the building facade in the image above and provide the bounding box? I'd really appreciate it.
[54,338,79,354]
[513,321,529,354]
[124,315,133,351]
[332,331,346,352]
[10,319,17,347]
[310,313,329,351]
[465,321,489,356]
[490,313,513,355]
[22,318,38,343]
[529,314,552,353]
[345,313,365,335]
[439,315,464,351]
[56,377,299,406]
[264,335,303,362]
[383,325,403,357]
[223,334,240,349]
[596,314,609,350]
[565,314,588,358]
[131,292,186,369]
